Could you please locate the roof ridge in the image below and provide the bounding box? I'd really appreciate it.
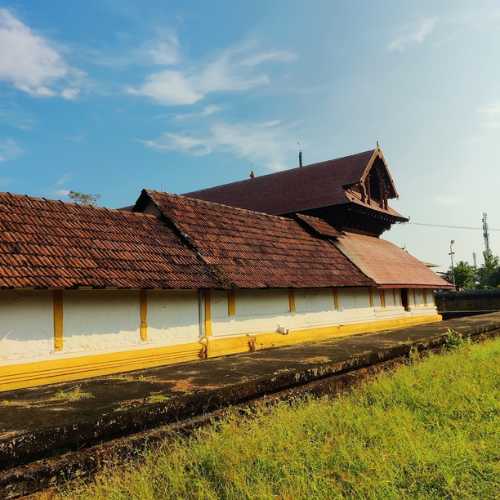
[0,191,157,220]
[146,189,297,222]
[184,149,376,195]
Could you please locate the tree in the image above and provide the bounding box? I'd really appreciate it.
[447,260,476,290]
[477,251,500,289]
[68,191,101,206]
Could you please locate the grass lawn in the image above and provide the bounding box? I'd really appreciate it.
[62,337,500,500]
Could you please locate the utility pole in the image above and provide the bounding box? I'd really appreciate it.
[482,212,491,257]
[449,240,456,290]
[472,252,477,269]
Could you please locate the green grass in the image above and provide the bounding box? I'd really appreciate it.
[51,386,94,402]
[63,338,500,500]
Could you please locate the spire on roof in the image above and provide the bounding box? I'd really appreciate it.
[249,170,255,179]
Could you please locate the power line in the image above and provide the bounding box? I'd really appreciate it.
[409,221,500,232]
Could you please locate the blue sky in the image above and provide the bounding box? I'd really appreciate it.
[0,0,499,269]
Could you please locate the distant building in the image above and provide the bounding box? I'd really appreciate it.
[0,146,451,392]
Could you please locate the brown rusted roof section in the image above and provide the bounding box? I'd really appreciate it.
[334,231,453,289]
[0,192,219,289]
[141,190,373,289]
[184,148,405,219]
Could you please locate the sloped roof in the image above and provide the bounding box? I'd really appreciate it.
[294,213,341,239]
[0,193,218,289]
[184,148,405,219]
[334,231,453,289]
[139,190,373,289]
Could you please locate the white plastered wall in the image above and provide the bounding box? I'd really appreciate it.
[0,290,53,362]
[211,289,292,337]
[63,290,142,354]
[0,287,439,365]
[147,290,200,346]
[212,287,383,337]
[408,288,438,316]
[211,287,439,338]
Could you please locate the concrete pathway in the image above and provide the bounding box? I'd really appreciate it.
[0,312,499,468]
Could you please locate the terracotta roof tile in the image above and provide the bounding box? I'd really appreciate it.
[0,192,218,289]
[335,232,453,289]
[142,190,373,289]
[184,150,370,212]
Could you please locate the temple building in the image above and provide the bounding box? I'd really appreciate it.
[0,146,451,392]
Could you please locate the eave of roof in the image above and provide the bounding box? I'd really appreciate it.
[334,231,454,289]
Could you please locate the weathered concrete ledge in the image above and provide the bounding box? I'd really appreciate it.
[0,313,499,479]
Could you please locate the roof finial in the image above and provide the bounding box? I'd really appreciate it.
[297,141,303,167]
[249,170,255,179]
[376,140,380,149]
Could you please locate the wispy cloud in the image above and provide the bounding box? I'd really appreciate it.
[239,50,297,67]
[144,32,180,65]
[0,138,23,162]
[388,17,438,52]
[141,119,296,171]
[173,104,222,121]
[52,172,72,197]
[0,104,35,131]
[86,30,180,68]
[477,102,500,129]
[127,41,296,106]
[0,8,84,98]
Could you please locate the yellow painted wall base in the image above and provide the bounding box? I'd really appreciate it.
[0,314,441,392]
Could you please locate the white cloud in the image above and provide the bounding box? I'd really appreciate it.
[388,17,438,52]
[0,104,35,131]
[240,50,297,67]
[0,8,84,98]
[127,70,202,105]
[145,32,180,65]
[477,102,500,129]
[434,194,460,206]
[174,104,222,120]
[54,189,70,197]
[128,42,296,106]
[141,120,296,171]
[478,102,500,115]
[0,138,23,162]
[86,31,180,68]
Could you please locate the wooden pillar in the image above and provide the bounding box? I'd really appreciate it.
[379,289,386,308]
[368,288,374,307]
[204,290,212,337]
[139,290,148,341]
[53,290,64,352]
[332,287,339,310]
[288,288,296,313]
[227,290,236,316]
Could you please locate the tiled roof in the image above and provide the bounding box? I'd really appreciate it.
[140,190,373,289]
[294,213,341,239]
[335,232,453,289]
[0,193,218,289]
[184,149,404,220]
